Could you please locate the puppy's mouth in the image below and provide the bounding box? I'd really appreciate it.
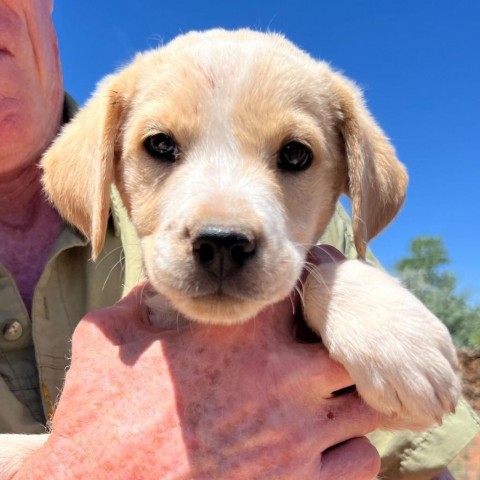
[159,286,271,325]
[144,224,305,325]
[148,259,300,325]
[175,277,267,301]
[148,255,309,327]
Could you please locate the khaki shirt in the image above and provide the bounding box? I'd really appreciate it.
[0,96,478,478]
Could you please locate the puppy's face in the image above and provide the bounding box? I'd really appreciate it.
[42,29,408,324]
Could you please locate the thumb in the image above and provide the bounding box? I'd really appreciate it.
[116,280,151,309]
[73,281,151,351]
[307,244,346,265]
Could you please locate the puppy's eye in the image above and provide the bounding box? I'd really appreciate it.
[278,141,313,171]
[144,133,179,162]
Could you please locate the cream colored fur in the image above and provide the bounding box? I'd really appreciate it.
[0,29,460,477]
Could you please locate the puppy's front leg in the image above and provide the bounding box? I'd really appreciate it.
[302,259,461,430]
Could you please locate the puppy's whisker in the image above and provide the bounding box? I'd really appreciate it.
[302,262,332,296]
[102,252,125,290]
[294,275,306,307]
[138,282,147,307]
[98,241,145,290]
[316,244,341,264]
[288,290,298,316]
[303,264,327,288]
[293,242,320,253]
[95,246,124,267]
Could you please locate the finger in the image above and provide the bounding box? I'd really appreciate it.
[283,343,355,399]
[307,392,379,453]
[321,391,379,438]
[319,437,380,480]
[115,280,151,310]
[315,356,356,398]
[308,244,346,265]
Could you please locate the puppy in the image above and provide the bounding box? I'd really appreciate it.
[0,29,460,475]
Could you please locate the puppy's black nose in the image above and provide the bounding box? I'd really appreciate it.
[192,228,256,277]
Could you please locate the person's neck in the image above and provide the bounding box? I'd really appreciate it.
[0,161,44,229]
[0,160,64,312]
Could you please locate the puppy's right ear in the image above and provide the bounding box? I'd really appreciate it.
[42,75,125,259]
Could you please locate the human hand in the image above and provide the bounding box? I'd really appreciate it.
[14,283,380,479]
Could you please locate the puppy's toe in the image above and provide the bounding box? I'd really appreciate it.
[374,358,461,430]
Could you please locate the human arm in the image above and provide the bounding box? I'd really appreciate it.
[9,283,380,480]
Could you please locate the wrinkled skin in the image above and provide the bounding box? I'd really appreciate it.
[0,0,62,173]
[15,280,380,480]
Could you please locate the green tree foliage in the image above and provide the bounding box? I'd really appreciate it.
[394,236,480,348]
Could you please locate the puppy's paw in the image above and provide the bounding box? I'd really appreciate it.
[303,260,461,430]
[339,318,461,430]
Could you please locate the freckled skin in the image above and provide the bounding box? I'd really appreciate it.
[15,279,380,480]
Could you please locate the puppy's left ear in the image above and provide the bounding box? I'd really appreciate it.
[41,74,126,259]
[332,74,408,258]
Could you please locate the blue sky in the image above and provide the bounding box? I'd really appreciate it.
[52,1,480,301]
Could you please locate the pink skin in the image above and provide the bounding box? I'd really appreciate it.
[0,0,63,173]
[15,274,381,479]
[0,0,64,310]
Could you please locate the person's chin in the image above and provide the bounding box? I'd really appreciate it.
[0,111,39,170]
[0,102,61,171]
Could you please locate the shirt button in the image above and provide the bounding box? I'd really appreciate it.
[2,320,23,341]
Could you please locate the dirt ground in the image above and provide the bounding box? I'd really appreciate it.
[458,349,480,412]
[448,349,480,479]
